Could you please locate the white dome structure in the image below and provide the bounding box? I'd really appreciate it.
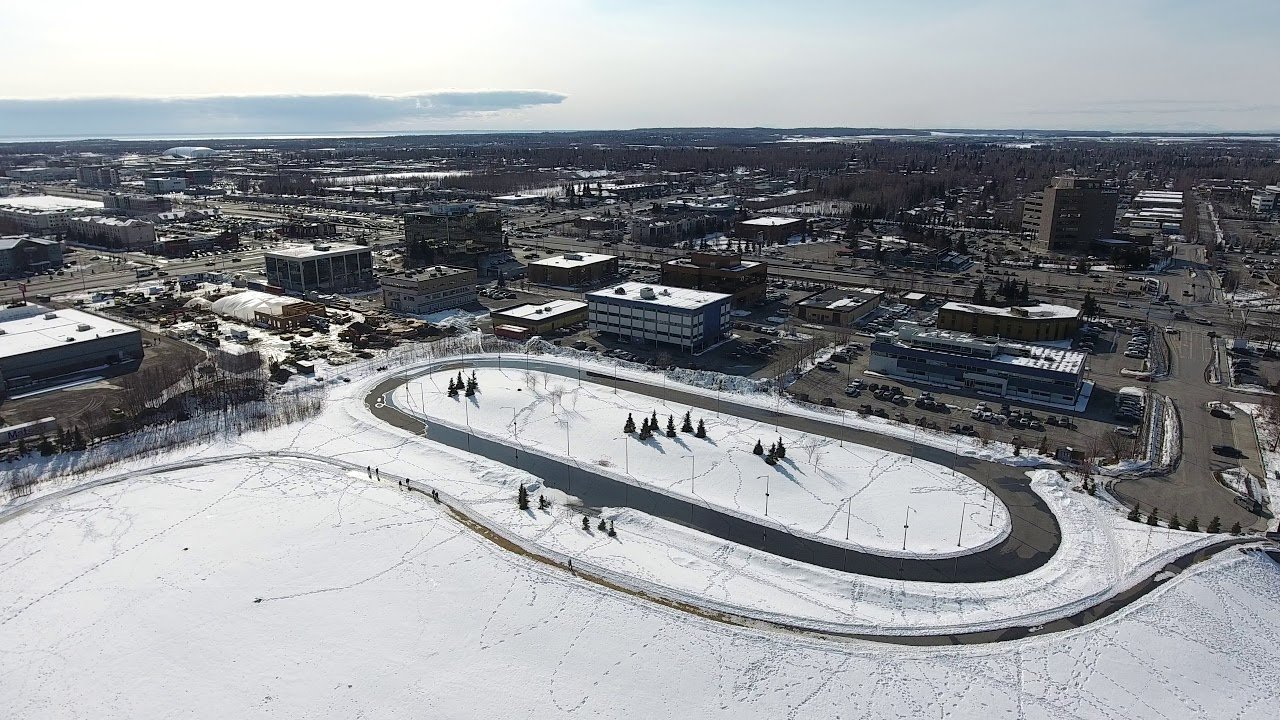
[210,291,303,323]
[162,146,217,159]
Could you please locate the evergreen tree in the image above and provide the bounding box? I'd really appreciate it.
[15,437,27,457]
[1185,515,1200,532]
[607,520,616,537]
[624,413,636,434]
[464,379,476,397]
[518,484,529,510]
[70,427,85,450]
[681,411,694,433]
[666,415,677,438]
[597,518,608,532]
[469,370,478,390]
[1081,292,1100,319]
[1230,521,1242,534]
[37,438,55,457]
[447,377,458,396]
[1207,515,1222,533]
[539,494,549,510]
[1147,507,1160,526]
[1168,513,1181,531]
[753,439,764,455]
[775,438,786,459]
[456,371,464,389]
[1020,279,1030,301]
[973,280,987,303]
[56,427,68,449]
[765,448,778,466]
[639,420,653,441]
[582,516,590,531]
[1127,505,1142,522]
[650,410,659,429]
[695,419,707,439]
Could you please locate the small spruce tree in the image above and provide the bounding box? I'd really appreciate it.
[1185,515,1200,532]
[518,484,529,510]
[1168,513,1181,531]
[624,413,636,434]
[695,419,707,439]
[1229,521,1242,534]
[650,410,659,429]
[37,438,55,457]
[681,411,694,433]
[447,377,458,396]
[456,371,464,389]
[666,415,677,438]
[582,516,590,531]
[1127,505,1142,522]
[607,520,616,537]
[765,449,778,466]
[70,427,85,450]
[1207,515,1222,533]
[775,438,786,459]
[597,518,607,532]
[753,439,764,455]
[1147,507,1160,526]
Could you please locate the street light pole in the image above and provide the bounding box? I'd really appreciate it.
[957,501,979,547]
[683,453,695,493]
[902,505,915,550]
[757,474,771,516]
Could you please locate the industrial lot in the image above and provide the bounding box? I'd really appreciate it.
[2,133,1280,540]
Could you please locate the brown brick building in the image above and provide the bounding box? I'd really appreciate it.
[527,252,618,288]
[660,251,767,307]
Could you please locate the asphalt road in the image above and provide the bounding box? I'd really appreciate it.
[366,356,1063,583]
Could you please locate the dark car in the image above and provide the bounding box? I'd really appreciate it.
[1212,444,1244,458]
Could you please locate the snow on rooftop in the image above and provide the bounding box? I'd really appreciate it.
[588,282,731,309]
[265,242,368,259]
[941,301,1081,320]
[0,305,139,359]
[739,216,802,226]
[529,252,615,268]
[0,194,103,211]
[494,299,586,320]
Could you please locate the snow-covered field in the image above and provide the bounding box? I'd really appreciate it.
[392,367,1009,557]
[2,458,1278,719]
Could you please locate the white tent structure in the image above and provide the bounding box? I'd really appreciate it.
[210,291,303,323]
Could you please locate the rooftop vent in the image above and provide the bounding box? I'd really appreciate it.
[614,286,627,295]
[312,243,331,252]
[44,312,57,320]
[660,289,671,296]
[639,287,657,300]
[77,323,91,332]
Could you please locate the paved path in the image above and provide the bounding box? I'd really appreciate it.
[368,357,1064,582]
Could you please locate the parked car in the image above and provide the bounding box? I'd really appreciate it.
[1212,445,1244,457]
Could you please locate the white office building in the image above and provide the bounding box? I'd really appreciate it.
[264,242,374,294]
[587,282,731,353]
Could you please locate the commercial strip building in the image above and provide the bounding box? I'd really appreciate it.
[735,216,807,245]
[0,304,143,400]
[526,252,618,288]
[65,216,157,250]
[937,302,1081,342]
[869,322,1087,407]
[379,266,478,315]
[0,236,63,277]
[1022,177,1118,254]
[264,242,374,295]
[587,282,732,353]
[660,250,767,307]
[491,299,588,340]
[795,288,883,326]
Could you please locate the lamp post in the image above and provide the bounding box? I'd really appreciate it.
[845,496,853,540]
[682,453,696,493]
[902,505,916,550]
[756,474,771,516]
[957,501,980,547]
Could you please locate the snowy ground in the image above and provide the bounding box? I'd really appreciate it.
[392,367,1009,557]
[1,349,1228,638]
[2,458,1278,719]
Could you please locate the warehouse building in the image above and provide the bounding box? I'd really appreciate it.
[869,322,1087,407]
[491,299,588,340]
[527,252,618,288]
[264,242,374,294]
[795,287,884,326]
[936,301,1081,342]
[0,305,143,400]
[587,283,731,353]
[379,265,478,315]
[661,250,767,307]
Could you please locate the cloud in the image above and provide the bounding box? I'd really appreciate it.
[0,90,568,138]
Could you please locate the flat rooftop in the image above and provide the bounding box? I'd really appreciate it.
[493,299,587,321]
[0,195,104,211]
[941,301,1080,320]
[588,282,731,310]
[889,324,1086,375]
[665,256,762,272]
[0,305,140,361]
[799,287,884,309]
[383,265,474,280]
[530,252,616,269]
[69,215,153,227]
[265,242,369,259]
[739,216,802,227]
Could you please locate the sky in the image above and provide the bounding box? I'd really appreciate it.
[1,0,1278,138]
